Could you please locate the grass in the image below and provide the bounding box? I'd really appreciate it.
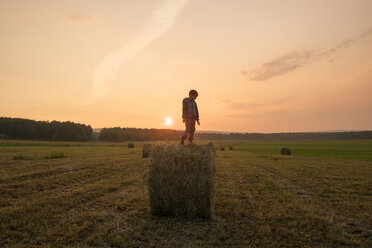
[235,140,372,161]
[12,152,65,160]
[12,154,28,160]
[0,140,371,247]
[43,152,66,159]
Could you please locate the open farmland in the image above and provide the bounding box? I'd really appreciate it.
[1,140,371,247]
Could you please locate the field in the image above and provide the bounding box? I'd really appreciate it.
[1,140,371,247]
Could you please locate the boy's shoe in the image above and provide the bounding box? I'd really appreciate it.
[179,140,185,146]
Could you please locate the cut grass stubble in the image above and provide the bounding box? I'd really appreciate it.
[13,152,66,160]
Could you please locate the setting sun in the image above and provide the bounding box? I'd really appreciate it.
[165,117,173,126]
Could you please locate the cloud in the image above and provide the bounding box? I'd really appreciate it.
[220,99,232,104]
[69,14,91,22]
[229,102,264,110]
[315,26,372,59]
[247,26,372,81]
[250,52,314,81]
[225,96,294,111]
[90,0,191,102]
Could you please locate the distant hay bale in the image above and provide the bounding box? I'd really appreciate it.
[229,146,233,150]
[128,143,135,148]
[220,146,225,151]
[280,147,291,155]
[142,144,153,158]
[148,143,215,219]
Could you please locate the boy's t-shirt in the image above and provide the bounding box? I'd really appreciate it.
[182,97,199,120]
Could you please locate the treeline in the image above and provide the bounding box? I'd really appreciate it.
[1,117,371,142]
[196,131,372,140]
[99,127,181,142]
[99,127,372,142]
[0,117,93,141]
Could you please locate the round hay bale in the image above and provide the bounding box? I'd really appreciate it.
[229,146,233,150]
[220,146,225,151]
[280,147,291,155]
[142,144,153,158]
[128,143,135,148]
[148,143,215,219]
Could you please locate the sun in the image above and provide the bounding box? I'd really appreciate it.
[165,117,173,126]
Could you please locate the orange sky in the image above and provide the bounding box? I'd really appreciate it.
[1,0,372,132]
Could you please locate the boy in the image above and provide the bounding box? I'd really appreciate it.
[180,89,200,145]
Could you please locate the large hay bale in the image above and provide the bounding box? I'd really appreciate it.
[280,147,291,155]
[148,143,215,219]
[128,143,135,148]
[142,144,153,158]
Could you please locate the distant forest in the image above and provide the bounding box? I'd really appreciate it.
[99,127,372,142]
[0,117,93,141]
[1,117,371,142]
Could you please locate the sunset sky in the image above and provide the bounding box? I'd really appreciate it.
[1,0,372,132]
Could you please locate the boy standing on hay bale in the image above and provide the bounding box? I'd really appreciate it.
[180,89,200,145]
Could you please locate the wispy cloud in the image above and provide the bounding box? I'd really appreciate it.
[314,26,372,59]
[69,14,91,22]
[249,52,313,81]
[90,0,191,102]
[246,26,372,81]
[225,96,294,111]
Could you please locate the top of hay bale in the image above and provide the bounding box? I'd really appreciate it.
[148,143,215,218]
[149,143,215,172]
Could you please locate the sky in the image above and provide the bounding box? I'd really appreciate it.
[1,0,372,133]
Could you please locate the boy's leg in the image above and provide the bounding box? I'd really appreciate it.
[188,119,196,142]
[181,118,191,143]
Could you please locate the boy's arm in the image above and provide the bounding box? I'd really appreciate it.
[195,102,199,121]
[182,99,187,120]
[195,102,200,125]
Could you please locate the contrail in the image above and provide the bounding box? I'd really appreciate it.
[91,0,190,101]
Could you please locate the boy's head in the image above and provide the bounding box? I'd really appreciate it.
[189,89,198,100]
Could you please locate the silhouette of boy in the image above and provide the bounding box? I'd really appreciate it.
[180,89,200,145]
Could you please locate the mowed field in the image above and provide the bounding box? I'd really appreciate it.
[1,140,371,247]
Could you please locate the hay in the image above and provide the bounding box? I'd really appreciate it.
[280,147,291,155]
[148,143,215,219]
[128,143,135,148]
[142,144,153,158]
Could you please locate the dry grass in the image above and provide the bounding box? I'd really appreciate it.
[148,143,215,219]
[43,151,66,159]
[12,154,28,160]
[0,140,371,247]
